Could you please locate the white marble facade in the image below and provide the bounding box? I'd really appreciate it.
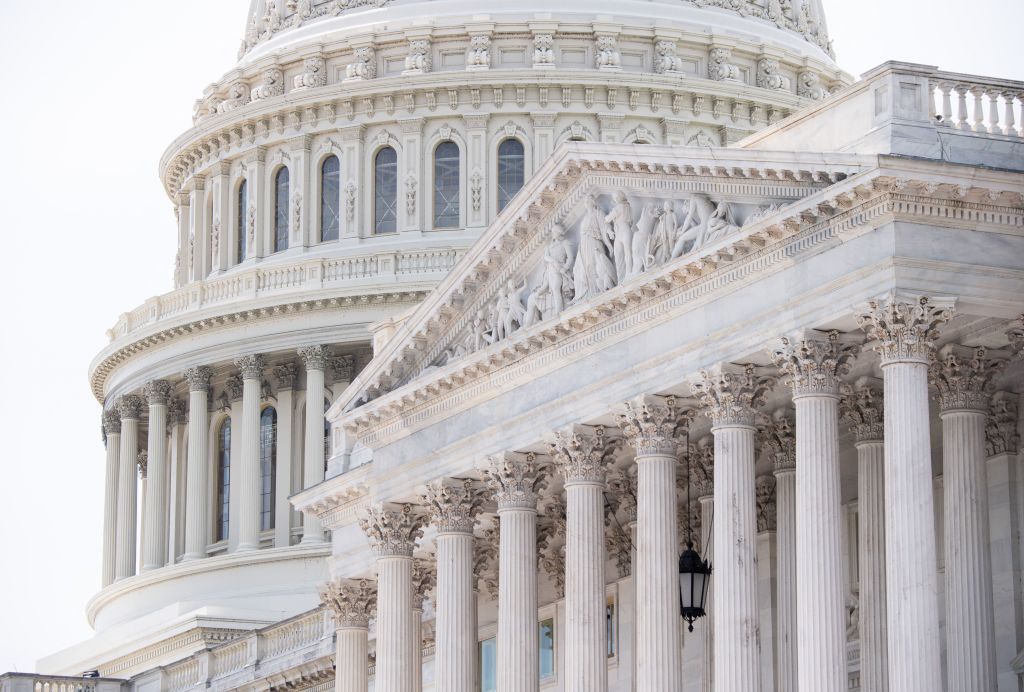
[9,2,1024,692]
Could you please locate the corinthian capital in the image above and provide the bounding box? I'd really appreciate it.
[319,578,377,629]
[691,364,776,428]
[986,393,1020,457]
[412,558,436,609]
[272,363,298,390]
[618,396,695,456]
[840,379,884,444]
[687,436,715,497]
[102,409,122,436]
[359,503,425,557]
[606,465,639,523]
[422,478,485,534]
[137,452,148,479]
[183,366,213,392]
[857,294,954,364]
[773,330,861,398]
[234,354,265,380]
[551,425,615,485]
[144,380,173,405]
[116,395,144,420]
[756,475,777,532]
[930,344,1005,412]
[299,344,331,371]
[167,399,187,427]
[758,409,796,472]
[486,452,546,510]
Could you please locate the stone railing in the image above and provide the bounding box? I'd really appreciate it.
[106,249,463,344]
[929,71,1024,136]
[0,675,123,692]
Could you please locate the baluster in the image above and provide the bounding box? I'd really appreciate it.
[988,90,1001,134]
[971,86,986,132]
[936,82,952,123]
[1015,93,1024,137]
[956,85,970,129]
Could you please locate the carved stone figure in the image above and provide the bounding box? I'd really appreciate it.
[542,224,575,315]
[346,47,376,81]
[757,58,792,91]
[491,281,526,342]
[671,193,738,257]
[651,200,678,265]
[405,40,432,74]
[294,56,327,90]
[262,1,282,38]
[251,69,285,101]
[467,35,491,70]
[467,310,492,351]
[572,195,617,303]
[605,192,634,283]
[709,47,740,81]
[595,36,621,71]
[533,34,555,68]
[654,41,684,74]
[798,70,828,100]
[630,202,661,276]
[217,82,250,113]
[211,220,221,265]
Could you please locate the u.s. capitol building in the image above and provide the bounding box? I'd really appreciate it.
[4,0,1024,691]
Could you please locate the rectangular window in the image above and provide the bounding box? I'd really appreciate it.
[479,637,497,692]
[606,597,617,658]
[539,618,555,680]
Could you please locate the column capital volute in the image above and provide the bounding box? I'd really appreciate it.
[411,558,436,609]
[929,344,1006,413]
[840,377,884,444]
[772,329,862,398]
[116,394,144,421]
[618,395,695,456]
[298,344,331,371]
[359,503,425,557]
[102,409,122,436]
[550,424,617,485]
[272,363,299,390]
[422,478,485,534]
[690,363,776,429]
[485,452,546,510]
[857,294,955,365]
[986,392,1020,457]
[183,366,213,392]
[144,380,173,406]
[319,578,377,629]
[234,354,265,380]
[757,409,797,472]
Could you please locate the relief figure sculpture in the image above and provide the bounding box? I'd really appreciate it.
[605,191,635,283]
[572,195,617,303]
[630,202,662,277]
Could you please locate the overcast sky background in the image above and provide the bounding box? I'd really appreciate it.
[0,0,1021,674]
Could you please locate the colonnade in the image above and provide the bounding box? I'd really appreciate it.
[99,345,355,585]
[321,298,1024,692]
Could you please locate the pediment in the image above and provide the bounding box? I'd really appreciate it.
[338,143,875,416]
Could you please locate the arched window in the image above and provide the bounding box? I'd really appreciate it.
[260,407,278,531]
[497,139,525,212]
[374,147,398,234]
[433,141,460,228]
[216,418,232,542]
[236,179,248,263]
[321,155,341,242]
[274,167,289,252]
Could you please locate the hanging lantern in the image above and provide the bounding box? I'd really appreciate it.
[679,541,712,632]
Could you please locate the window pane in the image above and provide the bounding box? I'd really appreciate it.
[274,168,289,252]
[374,147,398,234]
[323,398,331,470]
[217,419,232,542]
[237,180,248,263]
[606,599,617,658]
[433,141,460,228]
[260,408,278,531]
[539,619,555,679]
[479,637,497,692]
[321,155,341,242]
[497,139,524,212]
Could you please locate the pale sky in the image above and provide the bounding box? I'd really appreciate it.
[0,0,1020,675]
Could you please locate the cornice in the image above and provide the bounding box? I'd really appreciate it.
[291,463,374,530]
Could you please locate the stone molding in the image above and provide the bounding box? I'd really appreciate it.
[773,329,861,398]
[930,344,1005,412]
[319,578,377,628]
[359,503,425,557]
[840,380,884,444]
[691,364,776,429]
[485,452,545,511]
[422,478,485,534]
[857,294,954,365]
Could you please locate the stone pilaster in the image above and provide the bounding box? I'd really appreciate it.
[423,479,484,692]
[183,366,212,560]
[841,381,888,692]
[360,504,425,692]
[690,364,774,692]
[931,344,1002,692]
[858,295,953,692]
[320,578,377,692]
[299,345,330,543]
[142,380,172,571]
[234,354,265,551]
[101,410,122,587]
[411,559,436,692]
[486,453,546,692]
[551,426,613,692]
[618,396,689,692]
[115,395,143,581]
[774,330,859,691]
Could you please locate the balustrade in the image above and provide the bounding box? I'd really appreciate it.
[0,676,121,692]
[929,72,1024,136]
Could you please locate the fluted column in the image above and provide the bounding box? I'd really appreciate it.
[142,380,172,571]
[183,367,212,560]
[234,354,264,552]
[486,453,546,692]
[774,330,859,691]
[931,344,1001,691]
[114,395,143,580]
[412,559,437,692]
[321,578,377,692]
[299,345,329,544]
[691,364,775,692]
[693,439,715,692]
[101,411,121,587]
[360,504,424,692]
[841,381,888,692]
[858,295,953,692]
[619,397,689,691]
[424,479,483,692]
[551,426,612,692]
[760,412,797,692]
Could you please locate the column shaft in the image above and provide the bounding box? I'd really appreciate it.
[142,400,169,570]
[635,452,682,690]
[302,364,326,543]
[857,440,888,692]
[335,626,369,692]
[794,394,847,691]
[183,386,210,560]
[436,532,476,691]
[115,414,139,580]
[774,467,797,692]
[497,508,539,692]
[564,481,608,692]
[699,495,714,692]
[711,425,760,691]
[236,372,261,551]
[377,556,416,692]
[942,409,997,691]
[883,361,943,691]
[412,608,424,692]
[101,426,120,587]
